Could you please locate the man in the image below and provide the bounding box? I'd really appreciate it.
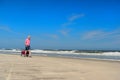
[25,35,31,57]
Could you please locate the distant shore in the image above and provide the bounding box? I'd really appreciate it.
[0,53,120,80]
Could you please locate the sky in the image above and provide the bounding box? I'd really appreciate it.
[0,0,120,50]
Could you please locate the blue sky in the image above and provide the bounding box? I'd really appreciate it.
[0,0,120,50]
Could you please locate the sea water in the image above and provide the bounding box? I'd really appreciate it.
[0,49,120,61]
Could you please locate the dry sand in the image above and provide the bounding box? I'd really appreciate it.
[0,54,120,80]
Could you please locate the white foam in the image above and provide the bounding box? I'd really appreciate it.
[0,49,20,53]
[102,52,120,56]
[0,49,120,57]
[31,49,76,54]
[31,50,120,56]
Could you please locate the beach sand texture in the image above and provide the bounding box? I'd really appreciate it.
[0,54,120,80]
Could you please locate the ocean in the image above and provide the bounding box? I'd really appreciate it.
[0,49,120,61]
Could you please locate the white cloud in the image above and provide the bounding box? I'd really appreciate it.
[68,14,84,21]
[57,13,85,37]
[82,29,120,40]
[0,26,12,32]
[0,26,25,35]
[82,30,103,40]
[60,14,84,36]
[61,22,73,27]
[61,13,84,27]
[59,29,71,36]
[46,34,59,39]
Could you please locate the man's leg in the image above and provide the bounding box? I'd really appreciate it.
[28,46,31,57]
[29,50,31,57]
[25,46,27,57]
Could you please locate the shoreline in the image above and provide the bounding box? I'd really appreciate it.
[1,53,120,63]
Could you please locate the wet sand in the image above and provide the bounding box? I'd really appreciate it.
[0,54,120,80]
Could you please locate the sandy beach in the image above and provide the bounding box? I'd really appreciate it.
[0,54,120,80]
